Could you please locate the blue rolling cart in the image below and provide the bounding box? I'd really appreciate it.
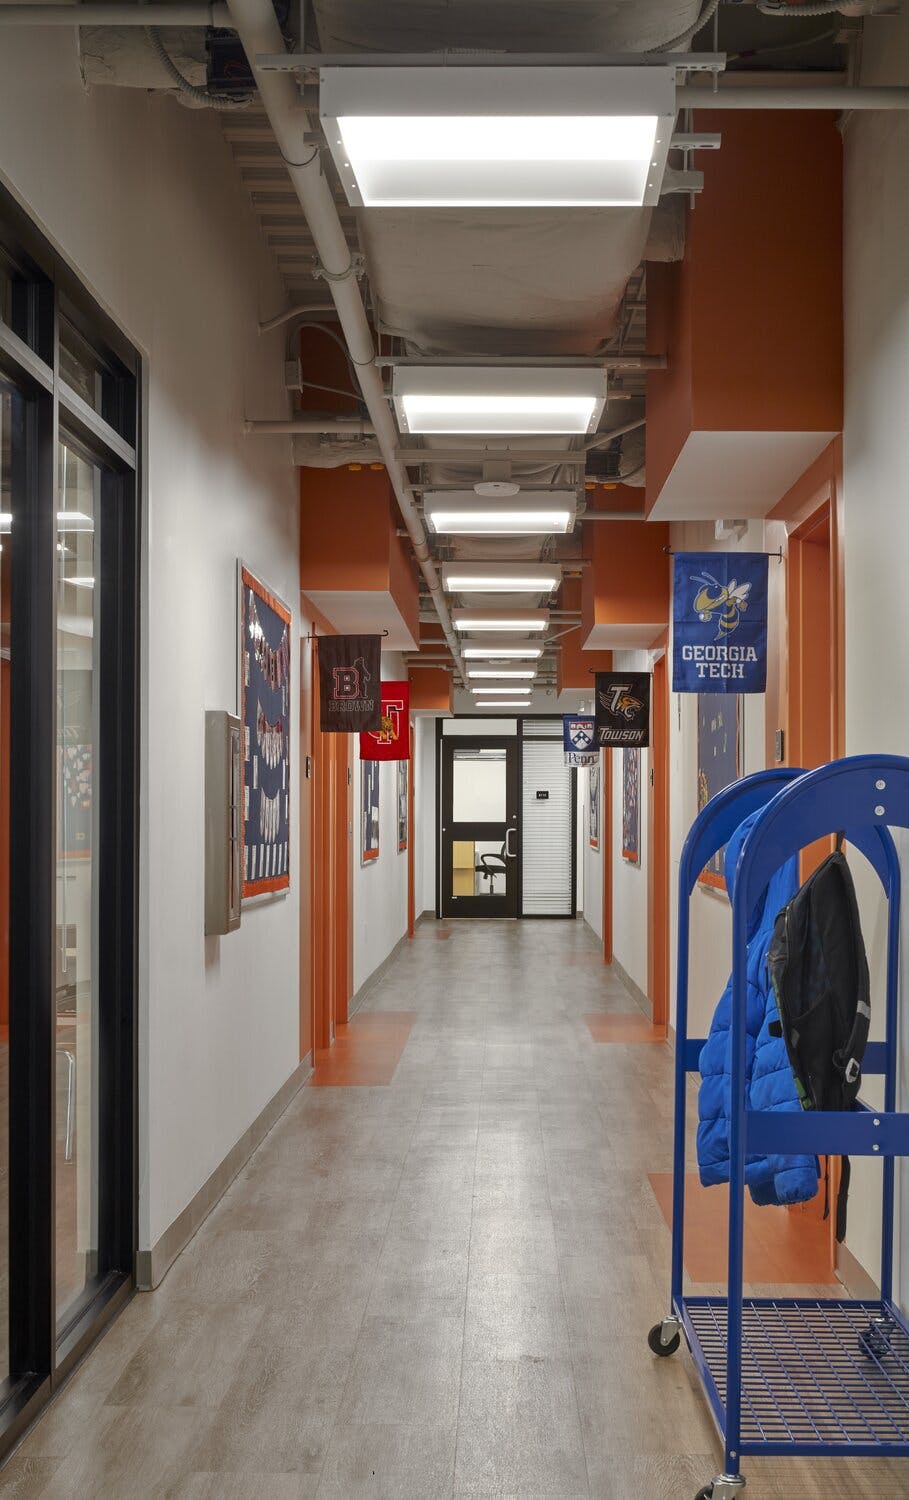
[648,757,909,1499]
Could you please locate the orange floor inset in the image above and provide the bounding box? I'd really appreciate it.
[585,1012,668,1044]
[648,1171,837,1285]
[308,1010,416,1087]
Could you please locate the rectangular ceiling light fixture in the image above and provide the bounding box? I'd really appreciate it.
[471,685,535,695]
[468,669,536,680]
[452,610,549,632]
[462,644,543,660]
[478,700,532,708]
[395,369,605,436]
[442,564,560,594]
[424,491,576,534]
[320,66,676,208]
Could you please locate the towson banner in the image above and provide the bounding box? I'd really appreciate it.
[672,552,769,694]
[594,673,651,748]
[562,716,598,767]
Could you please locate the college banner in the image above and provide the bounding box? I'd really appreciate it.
[360,680,410,761]
[317,633,382,732]
[594,672,651,748]
[672,552,769,693]
[562,715,598,767]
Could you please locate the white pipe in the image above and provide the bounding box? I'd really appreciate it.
[226,0,467,685]
[258,304,336,333]
[677,84,909,109]
[0,2,230,21]
[247,417,375,435]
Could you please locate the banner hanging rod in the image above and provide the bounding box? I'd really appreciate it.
[662,546,783,562]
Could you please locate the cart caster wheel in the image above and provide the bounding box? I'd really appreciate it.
[859,1315,894,1359]
[647,1320,681,1357]
[695,1488,713,1500]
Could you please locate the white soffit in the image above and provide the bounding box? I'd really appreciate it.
[300,590,418,650]
[647,430,840,521]
[584,622,666,650]
[320,68,676,210]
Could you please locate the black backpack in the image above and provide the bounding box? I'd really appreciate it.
[766,844,871,1241]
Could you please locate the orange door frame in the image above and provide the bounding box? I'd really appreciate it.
[331,730,350,1028]
[310,643,351,1053]
[647,651,670,1030]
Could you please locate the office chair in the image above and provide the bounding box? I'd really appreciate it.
[476,841,508,895]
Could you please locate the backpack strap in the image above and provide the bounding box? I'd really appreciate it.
[831,851,872,1090]
[836,1156,851,1243]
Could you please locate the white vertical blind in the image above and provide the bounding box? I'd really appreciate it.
[521,720,573,916]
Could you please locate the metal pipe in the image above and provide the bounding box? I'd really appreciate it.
[225,0,468,684]
[578,510,644,520]
[677,84,909,109]
[0,2,231,21]
[255,48,726,71]
[247,416,375,435]
[585,416,646,451]
[376,354,666,370]
[258,303,336,333]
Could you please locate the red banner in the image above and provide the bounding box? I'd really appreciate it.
[359,680,410,761]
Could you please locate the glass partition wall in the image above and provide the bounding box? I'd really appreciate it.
[0,187,138,1454]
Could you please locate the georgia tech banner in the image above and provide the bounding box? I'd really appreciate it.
[317,634,382,732]
[672,552,769,693]
[360,680,410,761]
[595,672,651,748]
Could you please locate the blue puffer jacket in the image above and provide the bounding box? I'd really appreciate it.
[697,810,820,1207]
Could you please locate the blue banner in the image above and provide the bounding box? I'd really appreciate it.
[672,552,769,694]
[562,715,598,767]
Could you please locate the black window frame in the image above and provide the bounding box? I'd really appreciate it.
[0,180,139,1458]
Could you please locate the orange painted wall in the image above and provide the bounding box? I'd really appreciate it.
[646,111,843,513]
[557,578,613,691]
[409,668,452,713]
[581,520,671,641]
[300,467,394,592]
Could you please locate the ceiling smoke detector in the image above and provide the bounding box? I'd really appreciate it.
[474,480,521,498]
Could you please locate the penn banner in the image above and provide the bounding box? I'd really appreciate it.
[360,680,410,761]
[563,715,598,767]
[317,633,382,732]
[595,672,651,748]
[672,552,769,693]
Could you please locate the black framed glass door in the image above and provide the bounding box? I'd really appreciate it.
[0,183,138,1456]
[440,737,518,917]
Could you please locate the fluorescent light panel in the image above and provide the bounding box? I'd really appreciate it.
[471,685,534,695]
[320,67,676,208]
[395,368,605,436]
[453,609,549,632]
[425,491,575,535]
[462,644,543,660]
[468,669,536,680]
[443,563,559,594]
[479,700,532,708]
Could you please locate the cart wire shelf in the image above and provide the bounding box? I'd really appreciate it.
[684,1296,909,1457]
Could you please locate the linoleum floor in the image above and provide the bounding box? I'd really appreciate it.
[1,919,905,1498]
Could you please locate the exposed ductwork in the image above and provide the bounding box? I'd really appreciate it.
[223,0,469,683]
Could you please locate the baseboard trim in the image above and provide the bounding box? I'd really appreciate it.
[835,1238,880,1300]
[610,954,652,1018]
[136,1050,313,1290]
[348,929,410,1020]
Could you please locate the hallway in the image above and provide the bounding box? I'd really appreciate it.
[1,920,904,1499]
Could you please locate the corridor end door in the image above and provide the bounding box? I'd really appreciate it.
[440,737,518,917]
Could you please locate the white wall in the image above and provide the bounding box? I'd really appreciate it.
[415,714,438,917]
[352,652,410,992]
[841,23,909,1303]
[610,652,651,998]
[0,33,301,1252]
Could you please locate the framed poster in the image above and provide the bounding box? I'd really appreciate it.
[362,756,380,864]
[397,758,408,853]
[622,746,640,864]
[588,760,600,851]
[240,563,291,898]
[696,693,741,890]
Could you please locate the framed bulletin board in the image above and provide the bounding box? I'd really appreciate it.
[240,563,291,898]
[621,747,640,864]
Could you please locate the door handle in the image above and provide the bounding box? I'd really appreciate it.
[505,826,517,859]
